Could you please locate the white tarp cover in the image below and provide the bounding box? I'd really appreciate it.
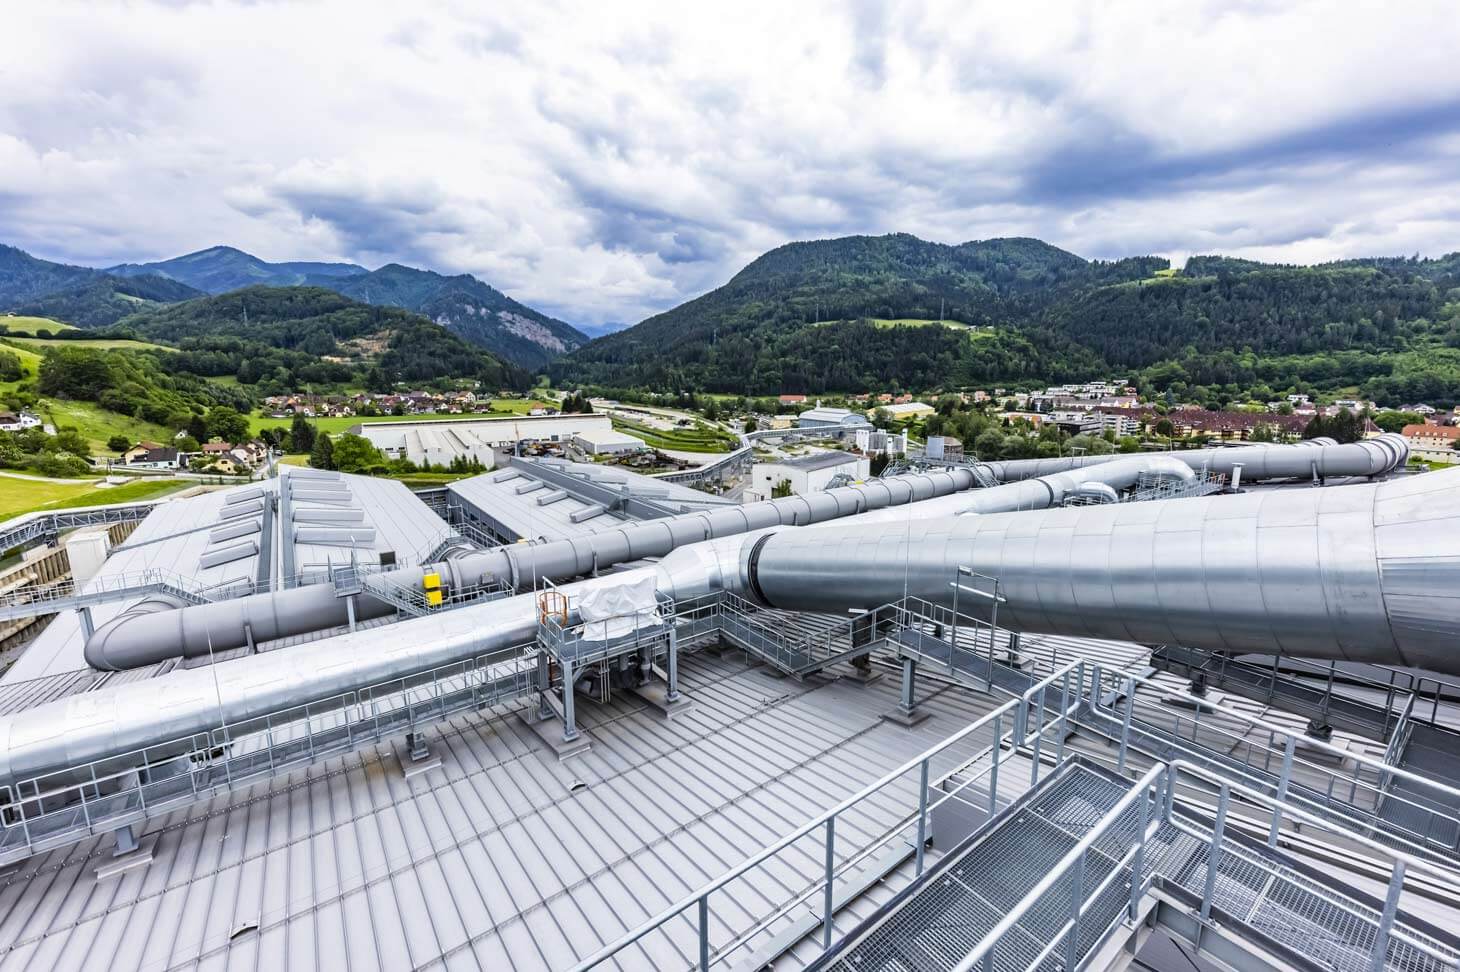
[576,574,662,641]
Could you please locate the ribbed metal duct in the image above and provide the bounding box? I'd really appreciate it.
[742,466,1460,672]
[974,432,1408,484]
[77,442,1406,671]
[7,467,1456,787]
[82,467,986,669]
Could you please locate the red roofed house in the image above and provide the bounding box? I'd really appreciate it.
[1402,424,1460,463]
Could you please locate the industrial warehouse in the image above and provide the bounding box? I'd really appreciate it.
[0,435,1457,972]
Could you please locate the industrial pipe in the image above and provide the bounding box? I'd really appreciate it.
[83,467,988,669]
[741,464,1460,673]
[7,466,1458,788]
[976,433,1408,484]
[78,443,1377,670]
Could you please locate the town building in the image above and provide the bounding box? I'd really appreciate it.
[876,401,935,421]
[746,451,870,501]
[572,427,647,456]
[1402,423,1460,463]
[796,406,872,430]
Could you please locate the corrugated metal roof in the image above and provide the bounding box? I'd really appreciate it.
[0,652,1004,971]
[2,483,274,683]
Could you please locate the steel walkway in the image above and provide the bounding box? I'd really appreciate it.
[815,759,1460,972]
[0,567,224,623]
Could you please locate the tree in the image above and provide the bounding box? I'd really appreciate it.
[290,414,316,454]
[1373,410,1424,433]
[175,434,200,452]
[187,413,209,443]
[365,366,391,393]
[0,350,23,383]
[310,431,335,470]
[37,348,111,398]
[771,478,793,498]
[329,434,384,474]
[205,405,250,445]
[743,415,759,433]
[1154,418,1176,439]
[106,434,132,453]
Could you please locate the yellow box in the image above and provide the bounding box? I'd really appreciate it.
[422,572,441,590]
[425,589,443,607]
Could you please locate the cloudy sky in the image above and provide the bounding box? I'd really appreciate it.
[4,1,1460,330]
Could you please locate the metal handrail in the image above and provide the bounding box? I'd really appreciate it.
[570,659,1090,971]
[0,641,540,862]
[1085,667,1460,861]
[1163,759,1460,969]
[952,764,1167,972]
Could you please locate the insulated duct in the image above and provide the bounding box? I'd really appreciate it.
[975,432,1409,484]
[77,445,1376,670]
[741,465,1460,673]
[83,468,987,670]
[5,467,1457,787]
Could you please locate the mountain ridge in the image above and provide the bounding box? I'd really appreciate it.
[2,243,582,367]
[553,232,1460,399]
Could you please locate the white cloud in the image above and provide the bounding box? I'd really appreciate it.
[2,0,1459,327]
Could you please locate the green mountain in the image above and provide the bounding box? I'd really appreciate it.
[12,274,203,328]
[1,244,205,326]
[317,263,587,369]
[552,234,1161,393]
[554,233,1460,402]
[117,286,530,390]
[107,245,367,293]
[0,244,100,303]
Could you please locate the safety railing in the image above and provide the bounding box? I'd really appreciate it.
[952,764,1167,972]
[1084,665,1460,870]
[954,758,1460,972]
[570,660,1091,971]
[0,641,539,866]
[537,584,677,668]
[1157,760,1460,972]
[713,591,883,675]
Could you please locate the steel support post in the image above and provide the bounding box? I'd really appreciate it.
[900,656,917,714]
[1370,859,1406,972]
[1269,735,1296,848]
[76,605,94,639]
[561,658,578,743]
[666,630,680,703]
[822,817,836,950]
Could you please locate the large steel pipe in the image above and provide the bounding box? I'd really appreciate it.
[977,432,1409,483]
[83,468,984,669]
[744,465,1460,672]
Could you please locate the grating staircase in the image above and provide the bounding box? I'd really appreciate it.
[814,759,1460,972]
[710,593,885,678]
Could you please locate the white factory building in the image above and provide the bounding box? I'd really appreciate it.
[353,413,614,467]
[572,426,647,455]
[746,450,871,501]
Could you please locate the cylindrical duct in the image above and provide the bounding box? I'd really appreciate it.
[744,465,1460,673]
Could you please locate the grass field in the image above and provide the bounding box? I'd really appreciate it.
[0,341,45,395]
[38,400,175,452]
[0,475,191,521]
[4,335,172,352]
[868,317,977,330]
[247,400,556,436]
[0,316,76,334]
[611,417,737,453]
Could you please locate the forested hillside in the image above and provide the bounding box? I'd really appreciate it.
[108,245,367,292]
[319,263,586,368]
[117,286,530,390]
[554,234,1160,392]
[555,233,1460,402]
